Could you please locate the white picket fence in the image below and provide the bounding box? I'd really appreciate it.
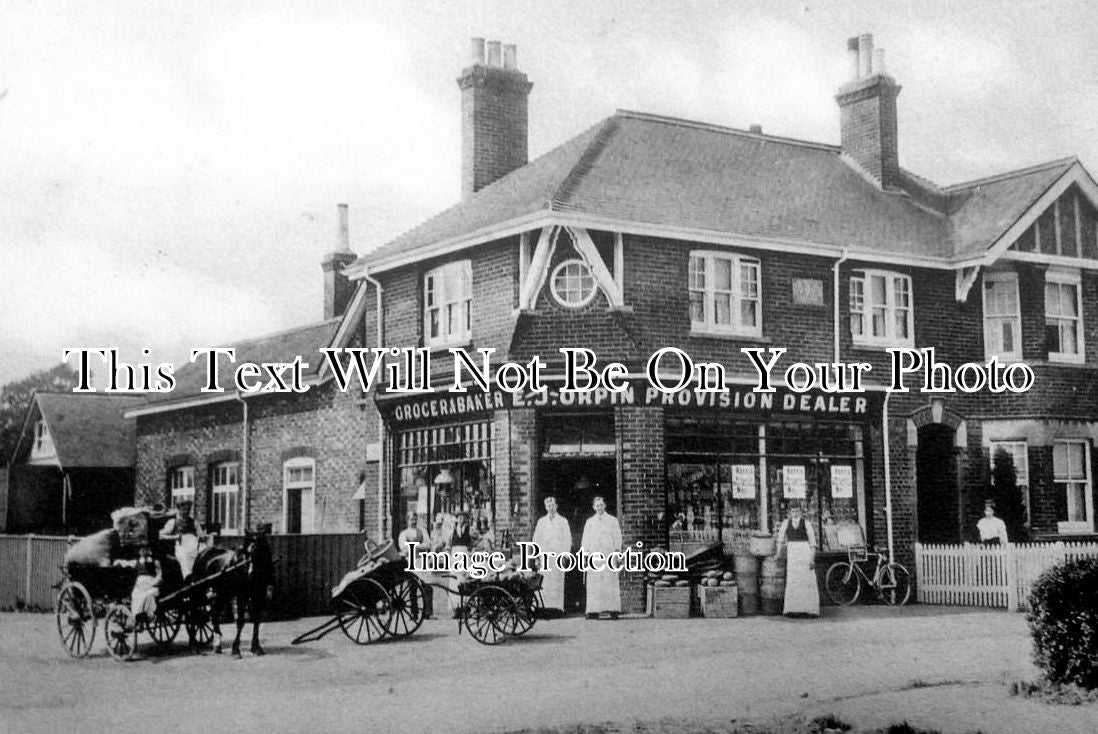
[914,541,1098,611]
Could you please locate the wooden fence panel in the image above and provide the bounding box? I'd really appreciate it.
[1,532,365,618]
[916,541,1098,611]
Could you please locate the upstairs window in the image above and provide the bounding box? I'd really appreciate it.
[982,272,1022,360]
[424,261,472,348]
[689,252,761,337]
[169,466,195,508]
[850,270,913,347]
[30,420,55,460]
[550,259,598,308]
[1045,271,1084,363]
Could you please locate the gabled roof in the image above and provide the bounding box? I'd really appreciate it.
[137,319,341,411]
[945,158,1078,260]
[18,393,145,468]
[353,110,1094,274]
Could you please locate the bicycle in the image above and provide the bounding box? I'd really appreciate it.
[824,545,911,606]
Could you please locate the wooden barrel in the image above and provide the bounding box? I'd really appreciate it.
[734,554,759,616]
[759,555,787,615]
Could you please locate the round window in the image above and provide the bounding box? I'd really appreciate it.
[550,259,597,307]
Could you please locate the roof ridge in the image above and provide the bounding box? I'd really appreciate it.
[943,157,1077,192]
[551,116,621,209]
[614,109,839,153]
[218,317,341,350]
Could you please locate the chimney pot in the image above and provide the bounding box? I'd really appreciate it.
[471,38,486,65]
[857,34,874,78]
[486,40,502,67]
[873,48,886,76]
[337,203,350,252]
[749,124,762,134]
[503,43,517,70]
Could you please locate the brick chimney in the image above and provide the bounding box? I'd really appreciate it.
[835,34,901,189]
[457,38,533,197]
[322,204,358,319]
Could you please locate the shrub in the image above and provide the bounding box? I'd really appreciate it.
[1026,556,1098,690]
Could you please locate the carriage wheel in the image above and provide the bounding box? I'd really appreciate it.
[104,604,138,661]
[56,581,96,659]
[148,608,182,649]
[383,576,426,639]
[508,591,539,637]
[336,578,392,645]
[463,586,518,646]
[185,601,215,647]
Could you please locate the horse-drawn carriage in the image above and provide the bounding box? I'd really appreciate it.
[292,541,544,647]
[56,508,264,661]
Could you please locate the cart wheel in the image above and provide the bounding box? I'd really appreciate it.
[336,577,392,645]
[56,581,97,659]
[463,586,518,646]
[185,601,216,647]
[104,604,138,661]
[509,592,538,636]
[384,575,426,638]
[148,608,182,649]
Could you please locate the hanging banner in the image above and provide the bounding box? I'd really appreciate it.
[830,465,854,499]
[782,465,806,499]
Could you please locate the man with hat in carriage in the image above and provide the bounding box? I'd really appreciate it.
[159,500,206,579]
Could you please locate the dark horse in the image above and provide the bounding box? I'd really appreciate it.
[190,528,274,658]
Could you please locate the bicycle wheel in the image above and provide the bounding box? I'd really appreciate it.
[825,562,861,606]
[877,563,912,606]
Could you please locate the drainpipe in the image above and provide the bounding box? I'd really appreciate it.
[882,390,894,564]
[833,247,850,365]
[233,392,250,532]
[362,268,386,540]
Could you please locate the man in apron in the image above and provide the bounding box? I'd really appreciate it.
[533,496,572,616]
[581,496,623,620]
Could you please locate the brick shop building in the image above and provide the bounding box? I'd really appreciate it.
[133,35,1098,614]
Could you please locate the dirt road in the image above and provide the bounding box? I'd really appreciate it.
[1,606,1092,734]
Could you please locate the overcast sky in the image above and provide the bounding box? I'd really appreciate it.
[2,0,1097,386]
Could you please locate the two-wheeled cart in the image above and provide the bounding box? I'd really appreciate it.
[291,542,544,647]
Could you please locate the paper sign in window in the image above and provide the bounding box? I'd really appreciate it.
[731,464,756,499]
[782,465,806,498]
[831,465,854,498]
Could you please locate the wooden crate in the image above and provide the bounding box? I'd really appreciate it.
[647,584,691,619]
[700,584,739,618]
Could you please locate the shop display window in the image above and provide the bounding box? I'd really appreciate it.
[395,420,494,536]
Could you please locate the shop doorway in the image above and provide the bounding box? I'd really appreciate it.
[916,424,960,543]
[536,457,616,614]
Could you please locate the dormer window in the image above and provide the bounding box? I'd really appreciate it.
[689,251,762,337]
[850,270,913,347]
[30,420,55,460]
[424,260,472,348]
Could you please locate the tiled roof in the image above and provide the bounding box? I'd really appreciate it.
[360,110,1081,270]
[33,393,145,468]
[141,319,341,407]
[945,158,1077,259]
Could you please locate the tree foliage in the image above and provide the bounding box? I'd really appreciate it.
[1027,556,1098,690]
[0,364,80,464]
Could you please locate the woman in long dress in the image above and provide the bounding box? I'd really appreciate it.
[776,503,819,617]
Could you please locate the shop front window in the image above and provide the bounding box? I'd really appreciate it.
[765,420,865,551]
[395,420,494,537]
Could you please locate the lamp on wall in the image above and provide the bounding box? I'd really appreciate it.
[574,475,593,491]
[434,468,455,486]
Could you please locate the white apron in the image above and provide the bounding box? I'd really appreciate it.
[581,513,622,614]
[532,513,572,611]
[176,534,199,578]
[783,541,819,617]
